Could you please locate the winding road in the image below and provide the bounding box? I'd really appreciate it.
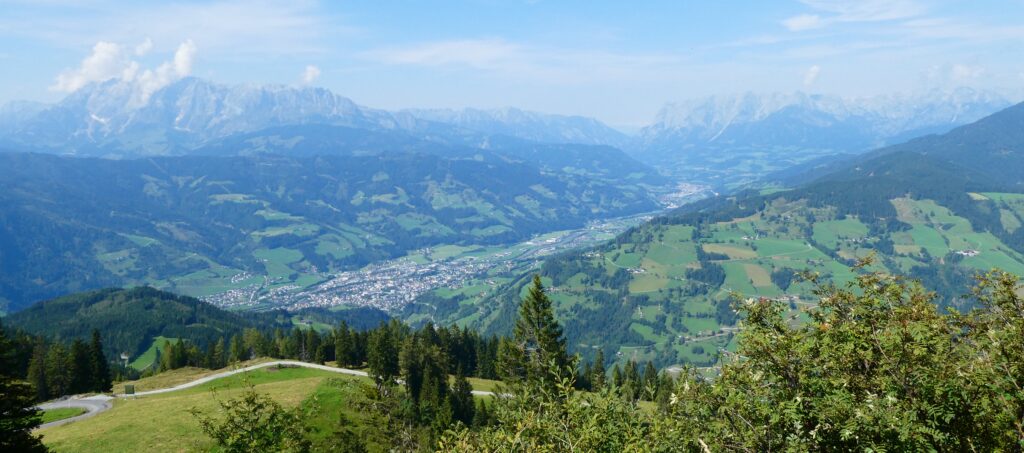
[36,360,495,429]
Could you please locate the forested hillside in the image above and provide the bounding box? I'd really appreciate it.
[4,287,386,360]
[411,101,1024,369]
[0,150,659,312]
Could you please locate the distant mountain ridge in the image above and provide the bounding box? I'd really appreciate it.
[635,88,1012,186]
[642,88,1010,151]
[398,107,632,149]
[0,77,633,158]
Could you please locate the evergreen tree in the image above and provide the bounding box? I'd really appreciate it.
[89,329,111,392]
[26,342,48,402]
[642,361,659,400]
[334,323,353,367]
[304,329,322,364]
[450,369,476,427]
[0,321,47,452]
[367,325,399,393]
[229,334,245,363]
[500,275,569,384]
[399,337,424,404]
[591,349,606,390]
[45,343,72,397]
[612,364,623,388]
[213,337,226,368]
[69,339,91,394]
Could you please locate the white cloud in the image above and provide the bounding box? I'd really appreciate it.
[134,37,153,56]
[803,64,821,87]
[51,41,131,92]
[302,64,321,84]
[51,39,197,105]
[133,40,197,104]
[783,14,823,32]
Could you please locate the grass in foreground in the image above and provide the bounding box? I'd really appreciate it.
[39,407,87,424]
[39,367,351,452]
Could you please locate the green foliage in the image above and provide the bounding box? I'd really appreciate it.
[190,384,312,453]
[0,321,47,453]
[444,264,1024,451]
[499,275,570,387]
[440,359,649,452]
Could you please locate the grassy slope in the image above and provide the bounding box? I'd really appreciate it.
[462,193,1024,370]
[40,408,87,425]
[42,361,500,452]
[39,367,353,452]
[128,336,178,371]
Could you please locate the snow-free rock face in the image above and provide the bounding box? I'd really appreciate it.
[639,88,1012,156]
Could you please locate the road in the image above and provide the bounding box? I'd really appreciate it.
[36,395,113,429]
[36,360,494,429]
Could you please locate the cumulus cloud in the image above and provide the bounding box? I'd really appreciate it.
[803,65,822,87]
[134,40,197,104]
[51,39,197,105]
[51,41,132,92]
[302,64,321,84]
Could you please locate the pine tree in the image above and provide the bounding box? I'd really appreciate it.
[399,337,424,404]
[450,369,475,426]
[643,361,659,400]
[213,337,226,368]
[69,339,92,394]
[45,342,73,397]
[304,329,322,364]
[0,321,47,452]
[229,334,245,363]
[89,329,111,392]
[26,342,48,402]
[367,325,399,393]
[501,275,569,384]
[612,364,623,388]
[592,349,606,390]
[335,323,353,367]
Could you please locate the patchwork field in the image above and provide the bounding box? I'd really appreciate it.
[445,193,1024,371]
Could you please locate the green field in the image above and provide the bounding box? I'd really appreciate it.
[40,363,500,452]
[129,336,179,371]
[449,193,1024,372]
[40,407,87,424]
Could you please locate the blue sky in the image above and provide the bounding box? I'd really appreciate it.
[1,0,1023,127]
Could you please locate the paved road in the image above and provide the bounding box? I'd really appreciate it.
[37,360,494,429]
[36,395,113,429]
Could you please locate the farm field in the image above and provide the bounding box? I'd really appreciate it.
[457,193,1024,372]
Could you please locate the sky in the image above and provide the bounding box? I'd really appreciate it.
[1,0,1023,128]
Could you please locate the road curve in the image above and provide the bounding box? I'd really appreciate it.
[36,395,113,429]
[37,360,495,429]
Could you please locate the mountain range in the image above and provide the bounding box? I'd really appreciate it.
[0,79,1010,188]
[636,88,1011,186]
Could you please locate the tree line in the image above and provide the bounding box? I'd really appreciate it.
[4,328,112,403]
